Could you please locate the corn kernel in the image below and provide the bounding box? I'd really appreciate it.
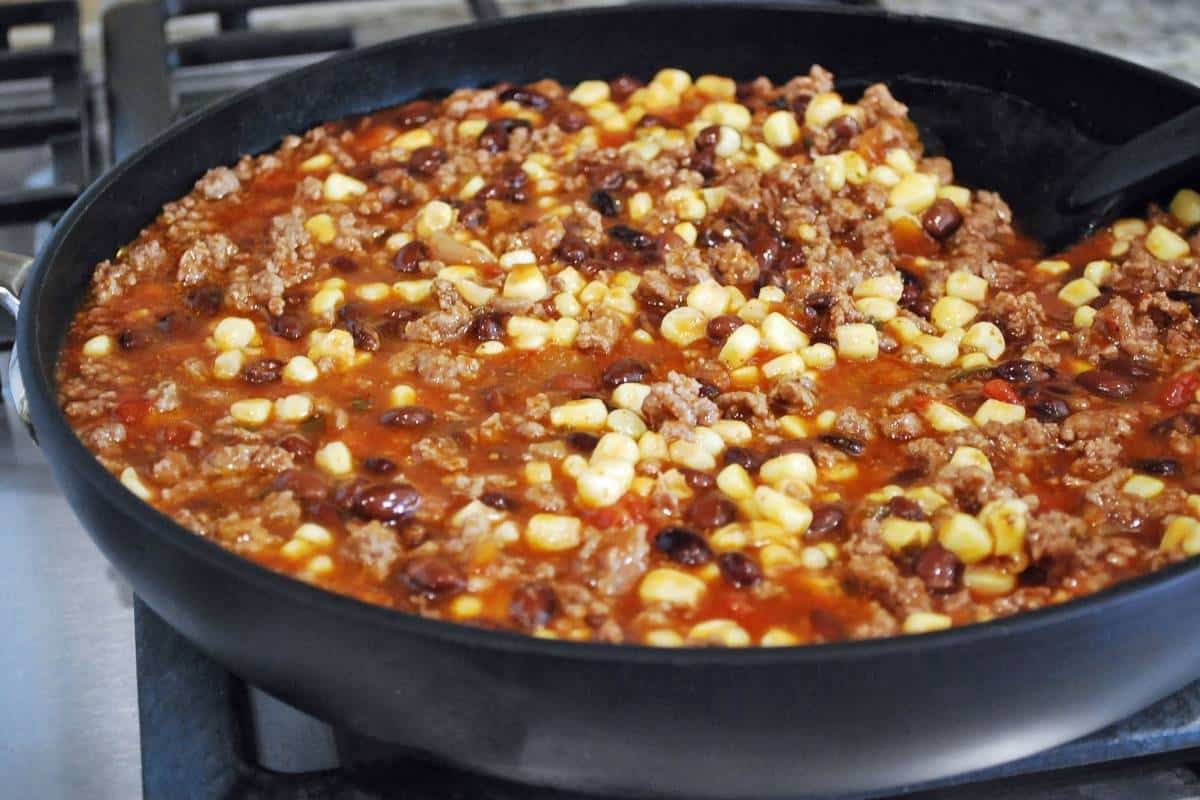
[612,382,651,413]
[881,518,934,551]
[903,612,952,635]
[974,399,1026,426]
[1036,259,1071,276]
[281,539,312,560]
[314,441,353,476]
[394,129,434,150]
[640,568,706,608]
[802,343,837,370]
[814,154,846,191]
[938,513,992,563]
[1170,189,1200,226]
[760,452,817,487]
[980,498,1028,557]
[752,143,782,172]
[550,398,608,431]
[305,213,337,244]
[961,321,1006,361]
[693,427,726,457]
[1146,224,1191,260]
[946,271,988,303]
[120,467,154,501]
[638,431,669,462]
[307,328,356,368]
[869,165,901,188]
[644,629,684,647]
[711,420,752,446]
[778,415,808,438]
[212,317,256,351]
[754,486,813,535]
[1111,218,1148,240]
[1057,277,1100,308]
[669,440,717,472]
[930,296,978,332]
[687,282,730,317]
[525,461,552,485]
[300,152,333,171]
[1082,259,1113,286]
[816,410,837,431]
[888,172,939,214]
[963,565,1016,596]
[498,264,546,301]
[947,446,993,477]
[718,323,762,367]
[835,323,879,361]
[392,279,433,303]
[760,312,809,353]
[758,285,785,304]
[699,101,752,131]
[82,334,115,357]
[212,350,244,380]
[1123,474,1165,499]
[912,334,958,366]
[854,297,898,322]
[230,398,272,427]
[694,74,736,100]
[761,628,800,647]
[804,92,844,129]
[278,355,316,385]
[577,460,635,508]
[293,523,333,547]
[653,68,692,94]
[660,307,708,347]
[323,172,367,202]
[568,79,610,107]
[416,200,454,237]
[937,185,972,210]
[1161,516,1200,555]
[737,298,771,325]
[716,464,755,500]
[762,352,807,380]
[854,274,904,302]
[885,148,917,174]
[627,191,653,220]
[763,110,800,149]
[673,221,698,246]
[526,514,582,551]
[687,619,751,647]
[924,401,973,433]
[309,287,345,316]
[272,393,312,424]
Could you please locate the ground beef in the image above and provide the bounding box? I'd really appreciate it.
[717,390,774,428]
[389,344,480,389]
[769,375,819,414]
[641,371,720,429]
[842,554,931,617]
[411,435,469,472]
[833,407,875,442]
[202,444,294,476]
[635,269,683,310]
[83,422,126,453]
[1087,295,1164,363]
[706,241,759,286]
[344,521,401,579]
[195,166,241,200]
[878,411,924,441]
[575,308,625,354]
[152,452,191,485]
[176,233,237,287]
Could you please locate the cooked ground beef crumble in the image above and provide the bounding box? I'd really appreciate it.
[57,67,1200,646]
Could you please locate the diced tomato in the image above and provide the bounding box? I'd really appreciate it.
[114,399,151,425]
[983,378,1020,404]
[1159,371,1200,409]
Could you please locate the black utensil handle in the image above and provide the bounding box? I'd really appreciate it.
[466,0,502,21]
[1065,105,1200,211]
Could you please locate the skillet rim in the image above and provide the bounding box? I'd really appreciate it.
[19,1,1200,665]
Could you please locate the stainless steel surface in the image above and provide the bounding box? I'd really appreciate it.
[0,251,28,320]
[0,351,141,800]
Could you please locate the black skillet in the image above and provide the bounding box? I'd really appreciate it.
[7,5,1200,798]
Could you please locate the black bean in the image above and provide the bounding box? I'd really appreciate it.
[406,146,447,178]
[688,491,737,528]
[353,483,421,523]
[498,86,550,109]
[556,235,590,266]
[1029,395,1071,422]
[470,311,505,341]
[654,527,714,566]
[1076,369,1136,399]
[552,108,587,133]
[392,241,430,274]
[827,114,860,146]
[379,407,434,428]
[477,118,525,153]
[890,466,927,485]
[271,468,327,503]
[807,505,845,537]
[696,379,721,400]
[920,198,964,240]
[718,552,762,588]
[995,359,1052,384]
[565,432,599,453]
[886,495,927,521]
[806,291,836,312]
[396,99,435,128]
[183,284,223,315]
[789,93,813,117]
[591,189,621,217]
[275,434,314,461]
[608,224,654,250]
[241,358,283,385]
[915,544,962,592]
[1151,413,1200,436]
[818,434,865,457]
[401,556,465,597]
[681,468,717,491]
[1131,458,1182,477]
[601,358,650,389]
[706,314,744,344]
[1107,357,1157,382]
[269,313,304,340]
[118,328,151,350]
[608,74,643,101]
[480,491,519,511]
[695,124,721,151]
[363,457,397,475]
[723,446,762,472]
[509,582,558,629]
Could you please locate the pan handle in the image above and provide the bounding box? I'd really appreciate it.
[1,250,36,443]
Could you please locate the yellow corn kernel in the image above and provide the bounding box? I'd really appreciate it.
[278,355,316,385]
[314,441,353,477]
[979,498,1028,557]
[525,514,582,552]
[1069,306,1096,330]
[230,398,272,427]
[802,342,837,370]
[1082,259,1113,286]
[946,271,988,303]
[903,612,952,635]
[500,264,547,301]
[687,282,730,317]
[835,323,879,361]
[306,328,355,368]
[760,452,818,487]
[1036,259,1071,276]
[669,439,717,472]
[476,341,505,356]
[961,321,1006,361]
[804,91,844,129]
[304,213,337,244]
[762,352,807,381]
[525,461,552,485]
[653,68,692,93]
[392,279,433,303]
[577,460,635,508]
[120,467,154,501]
[717,464,756,501]
[813,154,846,191]
[778,415,808,438]
[974,399,1026,426]
[416,200,454,238]
[1112,218,1148,240]
[885,148,917,174]
[627,191,653,220]
[963,565,1016,596]
[760,312,808,353]
[383,385,416,410]
[914,334,959,367]
[888,172,939,214]
[281,539,312,560]
[711,420,752,446]
[754,486,813,535]
[930,296,978,332]
[638,431,669,462]
[1170,189,1200,226]
[752,143,782,172]
[718,323,762,368]
[1058,277,1100,308]
[568,79,610,107]
[393,129,433,151]
[762,110,800,149]
[815,410,837,431]
[761,628,800,647]
[1161,516,1200,555]
[713,125,741,157]
[294,522,333,547]
[949,445,994,476]
[496,248,534,269]
[938,513,992,564]
[758,285,785,304]
[693,74,736,100]
[322,172,367,202]
[212,350,244,380]
[612,382,651,413]
[299,152,333,172]
[660,307,708,347]
[687,619,751,647]
[457,119,487,141]
[937,185,972,210]
[693,427,726,458]
[549,398,608,431]
[591,432,639,464]
[274,393,313,423]
[737,298,771,325]
[868,164,901,188]
[1123,474,1165,499]
[1146,224,1191,260]
[854,297,898,322]
[924,401,974,433]
[673,221,698,246]
[644,629,685,647]
[887,317,922,346]
[881,518,934,551]
[82,334,114,357]
[699,101,752,131]
[854,274,905,302]
[639,568,706,608]
[309,287,345,316]
[605,409,647,440]
[212,317,256,351]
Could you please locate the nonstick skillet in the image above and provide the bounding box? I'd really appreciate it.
[6,5,1200,798]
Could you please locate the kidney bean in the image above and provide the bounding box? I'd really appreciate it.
[551,107,587,133]
[363,457,397,475]
[118,328,151,350]
[885,495,927,521]
[591,189,621,217]
[379,407,435,428]
[915,544,962,592]
[509,582,559,629]
[608,74,643,101]
[304,499,341,529]
[480,491,519,511]
[723,446,762,472]
[694,124,721,151]
[470,311,505,341]
[818,434,865,457]
[353,483,422,523]
[654,527,714,566]
[268,313,304,340]
[705,314,743,344]
[608,224,654,250]
[183,284,223,315]
[827,114,860,147]
[681,469,717,491]
[1151,413,1200,436]
[395,99,435,128]
[696,379,721,400]
[920,198,964,240]
[789,92,813,116]
[332,478,370,512]
[1076,369,1136,399]
[403,146,446,179]
[718,552,762,588]
[1131,458,1181,477]
[242,358,283,384]
[556,234,590,265]
[498,86,550,109]
[601,358,650,389]
[392,240,430,274]
[806,291,836,312]
[276,434,314,461]
[1107,357,1157,382]
[272,469,328,503]
[807,505,845,537]
[478,118,529,153]
[688,492,737,529]
[401,556,465,598]
[566,432,599,453]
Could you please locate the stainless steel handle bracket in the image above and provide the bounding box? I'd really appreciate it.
[1,251,36,442]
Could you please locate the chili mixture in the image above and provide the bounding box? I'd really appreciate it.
[57,67,1200,647]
